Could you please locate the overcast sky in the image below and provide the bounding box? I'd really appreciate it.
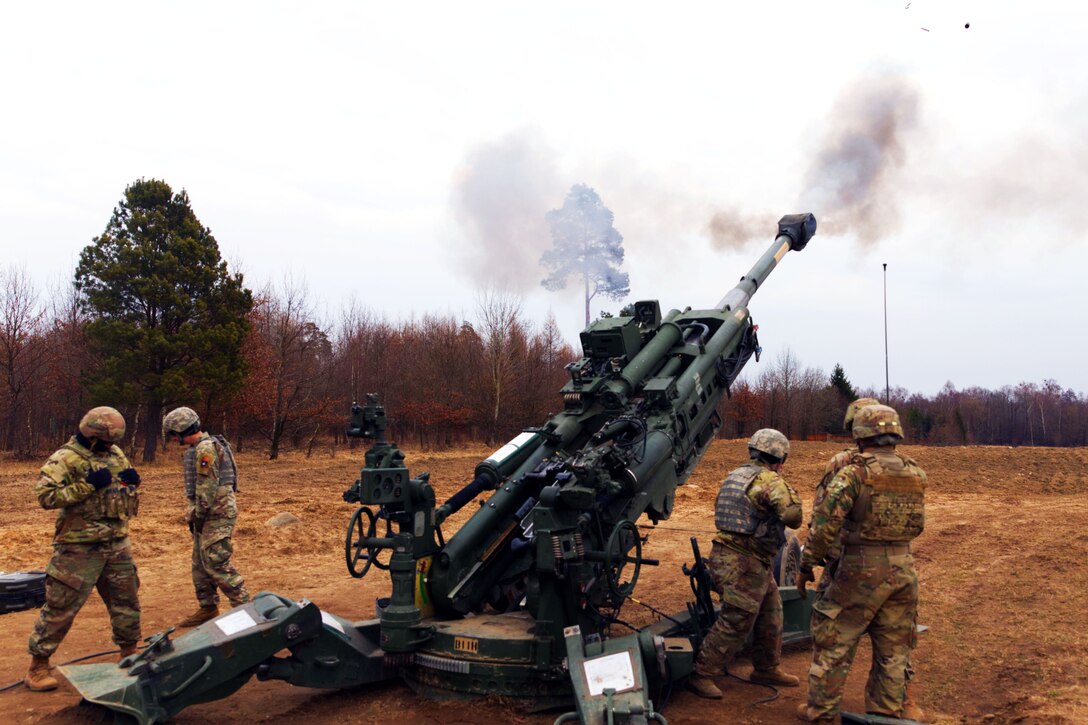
[2,0,1085,396]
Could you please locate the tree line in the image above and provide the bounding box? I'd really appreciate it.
[1,179,1085,461]
[717,352,1088,447]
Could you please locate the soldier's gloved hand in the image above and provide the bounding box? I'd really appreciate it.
[795,567,815,599]
[86,467,113,490]
[118,468,141,486]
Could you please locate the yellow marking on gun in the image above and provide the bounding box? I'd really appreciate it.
[774,240,790,262]
[453,636,479,654]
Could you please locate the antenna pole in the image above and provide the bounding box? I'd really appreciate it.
[883,262,890,402]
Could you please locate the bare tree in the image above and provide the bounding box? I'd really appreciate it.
[0,267,46,456]
[475,287,525,443]
[770,348,801,437]
[243,279,336,459]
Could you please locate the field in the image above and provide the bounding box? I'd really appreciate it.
[1,440,1086,724]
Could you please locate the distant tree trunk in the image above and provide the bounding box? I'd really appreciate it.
[269,418,284,460]
[305,425,319,458]
[584,269,590,327]
[141,400,161,463]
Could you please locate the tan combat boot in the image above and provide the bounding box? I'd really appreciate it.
[750,666,800,687]
[177,605,219,627]
[797,703,838,724]
[25,655,59,692]
[686,673,723,699]
[901,686,927,723]
[118,643,139,662]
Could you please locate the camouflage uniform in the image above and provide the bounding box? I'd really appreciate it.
[811,447,856,599]
[28,435,141,657]
[694,460,802,677]
[186,432,249,608]
[810,398,879,600]
[800,422,926,720]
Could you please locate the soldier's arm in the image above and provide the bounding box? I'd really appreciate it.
[800,468,861,570]
[807,451,850,533]
[757,472,803,528]
[34,456,93,509]
[192,443,220,520]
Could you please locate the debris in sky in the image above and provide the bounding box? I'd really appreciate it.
[964,22,970,28]
[921,27,930,32]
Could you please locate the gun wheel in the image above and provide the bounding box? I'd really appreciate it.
[345,506,392,578]
[774,529,802,586]
[604,519,642,600]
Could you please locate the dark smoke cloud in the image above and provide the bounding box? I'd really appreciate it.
[797,75,920,245]
[706,207,771,251]
[451,130,564,290]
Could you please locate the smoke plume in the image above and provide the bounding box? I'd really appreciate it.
[797,75,920,244]
[706,207,772,251]
[451,130,564,290]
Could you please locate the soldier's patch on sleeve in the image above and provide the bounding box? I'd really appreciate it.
[198,451,215,475]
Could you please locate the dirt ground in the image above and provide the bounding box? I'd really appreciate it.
[0,439,1085,724]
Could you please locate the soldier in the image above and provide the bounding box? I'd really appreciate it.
[795,404,926,724]
[808,397,880,602]
[162,406,249,627]
[687,429,803,700]
[800,398,925,721]
[25,406,142,692]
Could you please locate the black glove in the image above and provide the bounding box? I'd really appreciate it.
[795,566,815,600]
[86,467,112,490]
[118,468,141,486]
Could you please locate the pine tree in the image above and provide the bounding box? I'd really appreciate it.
[829,363,857,402]
[75,179,253,462]
[541,184,630,326]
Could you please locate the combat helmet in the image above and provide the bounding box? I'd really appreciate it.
[79,406,126,443]
[852,404,904,441]
[748,428,790,463]
[843,397,880,432]
[163,406,201,438]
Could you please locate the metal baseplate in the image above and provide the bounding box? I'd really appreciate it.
[554,625,673,725]
[60,592,393,725]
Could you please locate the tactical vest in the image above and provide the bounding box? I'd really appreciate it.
[60,441,139,521]
[184,435,238,500]
[843,449,925,544]
[715,463,786,553]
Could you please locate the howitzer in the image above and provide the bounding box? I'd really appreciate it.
[62,213,817,725]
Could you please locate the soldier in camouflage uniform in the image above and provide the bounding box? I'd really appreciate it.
[163,406,249,627]
[796,405,926,723]
[687,429,803,700]
[25,406,142,692]
[808,397,880,601]
[799,397,925,722]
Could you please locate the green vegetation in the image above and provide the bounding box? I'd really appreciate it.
[75,179,252,462]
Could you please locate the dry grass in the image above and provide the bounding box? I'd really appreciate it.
[1,442,1085,723]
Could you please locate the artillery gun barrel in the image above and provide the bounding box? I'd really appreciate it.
[610,213,815,404]
[675,212,816,413]
[716,212,816,312]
